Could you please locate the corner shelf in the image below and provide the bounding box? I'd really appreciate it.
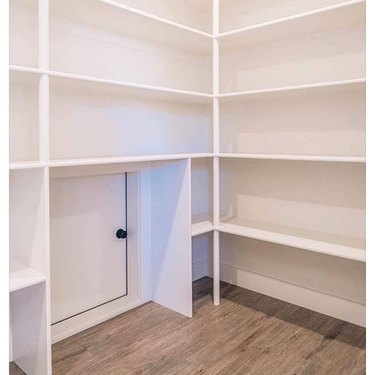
[218,217,365,263]
[10,258,46,293]
[192,213,213,236]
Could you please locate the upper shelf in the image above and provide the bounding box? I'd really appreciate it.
[10,258,46,292]
[51,0,212,53]
[218,0,365,50]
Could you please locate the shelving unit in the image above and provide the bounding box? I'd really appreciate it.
[9,0,366,373]
[219,0,353,33]
[50,0,212,94]
[219,158,365,247]
[219,1,365,93]
[49,77,212,160]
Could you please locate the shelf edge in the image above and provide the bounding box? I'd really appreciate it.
[216,224,366,262]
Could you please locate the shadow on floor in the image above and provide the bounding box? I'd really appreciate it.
[193,276,365,351]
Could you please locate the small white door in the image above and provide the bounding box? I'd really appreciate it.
[50,174,127,324]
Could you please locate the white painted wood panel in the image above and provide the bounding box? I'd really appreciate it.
[10,284,49,374]
[50,0,212,93]
[50,174,127,324]
[10,169,47,274]
[220,82,365,157]
[220,159,366,241]
[151,160,192,317]
[220,2,365,93]
[49,77,212,160]
[10,71,39,162]
[10,0,38,67]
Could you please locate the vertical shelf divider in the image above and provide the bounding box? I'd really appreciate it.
[39,0,52,373]
[212,0,220,306]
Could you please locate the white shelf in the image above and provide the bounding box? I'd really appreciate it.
[218,217,365,262]
[9,65,44,75]
[9,66,213,103]
[192,213,213,236]
[10,161,47,170]
[10,258,46,292]
[52,0,212,53]
[219,154,366,163]
[49,153,214,168]
[98,0,212,38]
[218,79,366,101]
[48,70,212,104]
[218,0,365,50]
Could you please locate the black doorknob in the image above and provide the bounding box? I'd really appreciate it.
[116,229,127,239]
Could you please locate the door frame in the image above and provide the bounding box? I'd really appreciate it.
[51,167,148,343]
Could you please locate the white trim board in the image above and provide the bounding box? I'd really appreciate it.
[220,263,365,327]
[51,299,145,343]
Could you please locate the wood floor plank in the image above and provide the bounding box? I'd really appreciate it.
[22,277,363,375]
[9,363,25,375]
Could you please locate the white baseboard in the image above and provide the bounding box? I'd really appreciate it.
[51,298,146,343]
[221,262,365,327]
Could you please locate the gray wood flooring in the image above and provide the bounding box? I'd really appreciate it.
[10,277,365,374]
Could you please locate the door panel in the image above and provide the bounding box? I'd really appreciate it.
[50,174,127,324]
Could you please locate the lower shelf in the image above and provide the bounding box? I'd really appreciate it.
[192,213,213,236]
[219,217,365,262]
[10,258,46,292]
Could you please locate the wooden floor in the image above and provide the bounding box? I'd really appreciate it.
[11,277,365,374]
